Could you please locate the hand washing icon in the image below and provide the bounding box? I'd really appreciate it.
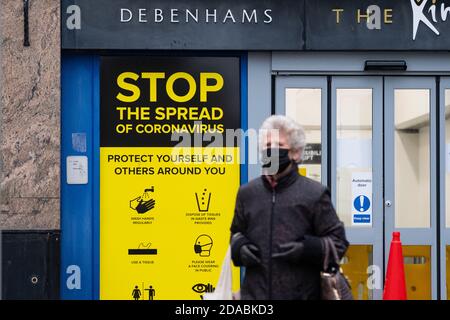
[130,187,156,214]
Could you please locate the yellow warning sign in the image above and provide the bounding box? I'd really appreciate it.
[99,56,242,299]
[100,147,240,299]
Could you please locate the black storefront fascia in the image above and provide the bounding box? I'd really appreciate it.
[62,0,450,51]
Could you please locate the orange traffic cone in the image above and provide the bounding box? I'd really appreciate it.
[383,232,407,300]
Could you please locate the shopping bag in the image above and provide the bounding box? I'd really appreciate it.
[203,246,233,300]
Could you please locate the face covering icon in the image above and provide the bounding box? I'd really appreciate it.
[194,234,213,257]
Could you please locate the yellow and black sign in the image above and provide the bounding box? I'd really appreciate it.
[100,57,241,300]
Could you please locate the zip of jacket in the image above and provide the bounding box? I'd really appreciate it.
[268,188,276,300]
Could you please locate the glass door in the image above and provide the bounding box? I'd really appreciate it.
[275,76,328,184]
[384,77,437,300]
[331,77,383,300]
[276,76,384,300]
[276,76,440,300]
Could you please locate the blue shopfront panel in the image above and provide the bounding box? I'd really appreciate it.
[61,55,99,299]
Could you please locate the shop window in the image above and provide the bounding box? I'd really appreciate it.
[285,88,322,182]
[394,90,430,228]
[336,89,373,227]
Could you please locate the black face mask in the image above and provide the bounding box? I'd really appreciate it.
[261,148,292,175]
[194,244,202,254]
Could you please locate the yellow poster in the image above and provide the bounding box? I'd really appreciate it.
[99,57,242,300]
[100,147,240,299]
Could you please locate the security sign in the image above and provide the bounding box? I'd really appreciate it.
[99,56,241,299]
[351,172,372,226]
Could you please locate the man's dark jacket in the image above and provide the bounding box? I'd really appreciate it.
[230,164,349,300]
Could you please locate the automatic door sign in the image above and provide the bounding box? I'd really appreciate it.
[351,172,372,226]
[130,187,155,214]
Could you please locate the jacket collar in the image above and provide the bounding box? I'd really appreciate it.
[262,162,299,191]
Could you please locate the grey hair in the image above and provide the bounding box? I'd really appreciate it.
[259,115,306,155]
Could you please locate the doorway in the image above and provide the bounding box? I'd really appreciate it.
[275,76,445,300]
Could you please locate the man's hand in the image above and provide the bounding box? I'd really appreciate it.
[240,244,261,267]
[272,242,304,262]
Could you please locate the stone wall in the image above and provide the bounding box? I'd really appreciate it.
[0,0,60,229]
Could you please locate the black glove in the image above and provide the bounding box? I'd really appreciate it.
[240,243,261,267]
[272,241,304,262]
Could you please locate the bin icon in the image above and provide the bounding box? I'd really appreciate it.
[195,188,211,212]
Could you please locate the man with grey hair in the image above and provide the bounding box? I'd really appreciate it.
[230,115,348,300]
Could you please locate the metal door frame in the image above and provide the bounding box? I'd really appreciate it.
[275,76,384,300]
[439,77,450,300]
[270,51,450,300]
[331,77,384,300]
[275,76,328,185]
[384,77,438,300]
